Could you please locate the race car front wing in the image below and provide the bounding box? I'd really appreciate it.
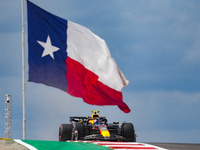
[84,134,125,141]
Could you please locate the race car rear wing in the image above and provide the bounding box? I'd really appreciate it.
[70,117,88,122]
[70,116,107,123]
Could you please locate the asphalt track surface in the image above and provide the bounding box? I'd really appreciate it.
[148,143,200,150]
[0,139,200,150]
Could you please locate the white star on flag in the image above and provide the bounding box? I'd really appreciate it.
[37,35,59,59]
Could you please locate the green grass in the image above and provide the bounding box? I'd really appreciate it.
[22,140,110,150]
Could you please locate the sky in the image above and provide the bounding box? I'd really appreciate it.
[0,0,200,143]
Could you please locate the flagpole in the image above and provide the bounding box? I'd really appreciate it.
[21,0,26,140]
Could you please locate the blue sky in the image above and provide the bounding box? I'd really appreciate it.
[0,0,200,143]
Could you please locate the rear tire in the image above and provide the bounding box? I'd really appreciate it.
[121,123,136,142]
[59,124,72,141]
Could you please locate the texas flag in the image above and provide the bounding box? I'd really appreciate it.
[27,1,130,113]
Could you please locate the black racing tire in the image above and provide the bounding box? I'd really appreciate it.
[74,122,84,140]
[59,124,72,141]
[121,123,136,142]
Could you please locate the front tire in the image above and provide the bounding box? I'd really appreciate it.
[121,123,136,142]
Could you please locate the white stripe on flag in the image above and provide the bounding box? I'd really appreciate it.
[67,20,129,91]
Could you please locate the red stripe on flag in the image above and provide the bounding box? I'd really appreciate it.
[66,57,130,113]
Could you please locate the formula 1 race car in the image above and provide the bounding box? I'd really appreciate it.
[59,111,136,142]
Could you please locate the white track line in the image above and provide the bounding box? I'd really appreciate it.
[14,139,38,150]
[140,143,167,150]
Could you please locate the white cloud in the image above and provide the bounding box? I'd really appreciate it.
[183,40,200,64]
